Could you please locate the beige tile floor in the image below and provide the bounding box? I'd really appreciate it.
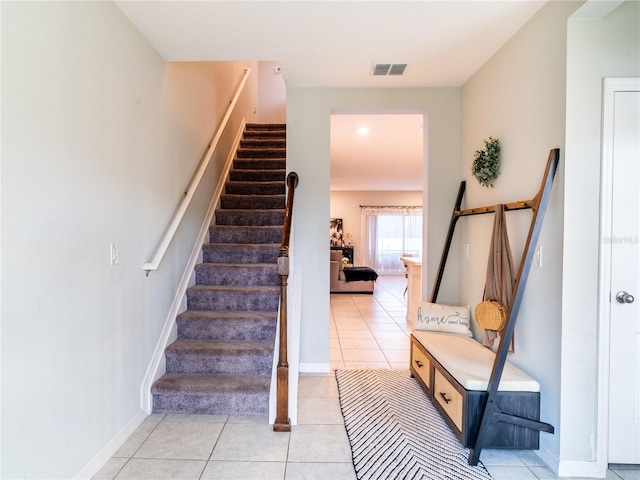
[330,275,412,370]
[94,276,640,480]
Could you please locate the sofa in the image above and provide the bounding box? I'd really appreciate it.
[330,249,377,294]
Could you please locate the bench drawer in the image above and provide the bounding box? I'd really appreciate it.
[411,342,431,390]
[434,368,464,431]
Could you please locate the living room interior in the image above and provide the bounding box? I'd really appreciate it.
[329,112,424,273]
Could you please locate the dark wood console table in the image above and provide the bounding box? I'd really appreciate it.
[330,246,354,264]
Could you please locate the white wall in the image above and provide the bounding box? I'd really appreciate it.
[1,2,257,478]
[258,61,287,123]
[330,191,423,267]
[460,0,581,470]
[562,1,640,474]
[287,88,460,368]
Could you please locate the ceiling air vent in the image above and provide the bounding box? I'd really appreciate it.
[371,62,408,76]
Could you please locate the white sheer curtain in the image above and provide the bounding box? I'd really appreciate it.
[361,206,423,275]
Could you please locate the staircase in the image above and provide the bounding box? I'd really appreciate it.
[151,123,286,416]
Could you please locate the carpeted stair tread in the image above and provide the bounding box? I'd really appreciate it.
[152,373,272,395]
[233,156,285,162]
[230,169,285,182]
[177,310,277,341]
[214,209,285,226]
[245,123,286,131]
[177,310,278,321]
[243,129,286,138]
[201,242,280,247]
[236,148,286,159]
[186,284,279,293]
[233,159,286,170]
[225,181,284,195]
[243,124,287,138]
[166,339,274,358]
[201,243,279,264]
[165,339,274,375]
[240,139,286,149]
[220,194,285,210]
[151,373,271,415]
[186,285,279,311]
[208,226,282,244]
[209,225,282,244]
[195,263,278,286]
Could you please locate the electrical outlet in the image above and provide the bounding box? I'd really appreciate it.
[464,243,470,258]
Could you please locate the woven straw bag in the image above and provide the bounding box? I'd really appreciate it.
[475,300,507,331]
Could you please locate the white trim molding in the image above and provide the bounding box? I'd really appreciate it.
[535,444,559,476]
[596,77,640,476]
[299,363,331,373]
[74,410,147,479]
[557,460,607,479]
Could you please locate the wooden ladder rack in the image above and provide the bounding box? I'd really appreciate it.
[430,149,559,465]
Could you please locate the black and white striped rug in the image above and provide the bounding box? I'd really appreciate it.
[335,369,493,480]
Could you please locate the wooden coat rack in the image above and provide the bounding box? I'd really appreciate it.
[430,149,559,465]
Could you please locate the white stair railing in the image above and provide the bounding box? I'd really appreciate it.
[143,67,252,275]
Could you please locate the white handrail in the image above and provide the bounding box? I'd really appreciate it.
[143,67,252,274]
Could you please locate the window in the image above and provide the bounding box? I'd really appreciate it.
[361,206,423,275]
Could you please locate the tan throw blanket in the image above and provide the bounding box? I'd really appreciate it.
[482,204,516,348]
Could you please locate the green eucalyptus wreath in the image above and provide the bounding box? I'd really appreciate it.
[471,137,501,188]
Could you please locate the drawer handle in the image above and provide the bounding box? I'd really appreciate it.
[414,359,423,368]
[439,391,451,404]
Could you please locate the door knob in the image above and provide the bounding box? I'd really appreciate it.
[616,291,635,304]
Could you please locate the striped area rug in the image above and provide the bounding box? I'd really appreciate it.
[335,369,493,480]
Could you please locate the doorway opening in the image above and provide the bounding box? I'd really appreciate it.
[327,110,426,370]
[329,110,426,272]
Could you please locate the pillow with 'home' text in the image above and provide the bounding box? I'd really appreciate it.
[414,302,472,336]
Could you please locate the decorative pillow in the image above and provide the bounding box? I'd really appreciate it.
[414,302,472,336]
[330,250,343,262]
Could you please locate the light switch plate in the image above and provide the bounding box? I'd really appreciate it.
[533,245,542,267]
[110,243,119,265]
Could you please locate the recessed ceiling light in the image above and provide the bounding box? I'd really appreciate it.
[358,127,370,135]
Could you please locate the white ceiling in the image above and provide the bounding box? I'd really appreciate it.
[331,113,424,191]
[116,0,547,191]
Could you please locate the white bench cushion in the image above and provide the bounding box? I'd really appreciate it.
[411,331,540,392]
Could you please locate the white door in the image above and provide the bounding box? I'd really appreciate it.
[606,79,640,464]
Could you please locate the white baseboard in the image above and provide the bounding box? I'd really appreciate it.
[535,444,559,474]
[75,410,147,480]
[512,443,606,479]
[557,460,607,479]
[299,363,331,373]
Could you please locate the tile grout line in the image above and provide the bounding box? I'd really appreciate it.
[109,414,166,480]
[197,416,228,480]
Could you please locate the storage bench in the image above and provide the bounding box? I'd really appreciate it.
[410,331,542,449]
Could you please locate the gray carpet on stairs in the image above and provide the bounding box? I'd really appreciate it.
[151,123,286,416]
